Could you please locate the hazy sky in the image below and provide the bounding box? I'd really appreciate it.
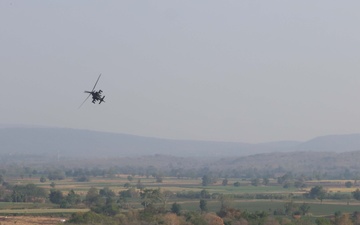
[2,1,360,143]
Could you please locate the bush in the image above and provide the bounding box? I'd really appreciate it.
[40,176,46,183]
[74,175,90,182]
[68,211,115,224]
[49,189,63,204]
[171,202,182,215]
[345,181,353,188]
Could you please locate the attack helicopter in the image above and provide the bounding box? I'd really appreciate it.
[79,74,106,108]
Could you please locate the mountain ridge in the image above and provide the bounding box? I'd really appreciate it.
[0,126,359,158]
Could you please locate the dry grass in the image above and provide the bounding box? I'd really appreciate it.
[328,187,357,192]
[0,216,67,225]
[0,208,88,214]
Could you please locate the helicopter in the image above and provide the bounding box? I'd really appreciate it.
[79,74,105,108]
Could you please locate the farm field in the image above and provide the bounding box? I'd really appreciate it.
[0,215,67,225]
[6,176,360,217]
[0,208,88,214]
[10,176,302,195]
[166,199,360,216]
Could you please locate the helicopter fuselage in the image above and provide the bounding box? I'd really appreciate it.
[84,90,105,104]
[79,74,105,108]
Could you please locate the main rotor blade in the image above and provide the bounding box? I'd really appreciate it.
[91,73,102,92]
[78,93,92,109]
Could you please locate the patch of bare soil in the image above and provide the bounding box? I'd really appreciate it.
[0,216,66,225]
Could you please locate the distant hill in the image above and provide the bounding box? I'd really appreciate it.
[0,127,278,158]
[295,134,360,152]
[210,150,360,178]
[0,127,359,158]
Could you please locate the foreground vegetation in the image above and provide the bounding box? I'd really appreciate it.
[1,152,360,224]
[0,175,359,224]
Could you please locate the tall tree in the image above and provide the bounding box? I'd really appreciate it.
[200,199,208,212]
[352,189,360,201]
[99,187,116,199]
[171,202,182,215]
[284,201,297,216]
[262,177,270,186]
[136,179,144,190]
[200,189,210,199]
[49,189,63,204]
[66,190,81,206]
[140,188,162,211]
[299,203,310,215]
[251,178,260,186]
[202,175,212,186]
[218,194,232,211]
[222,178,228,186]
[11,184,47,202]
[85,187,100,206]
[308,186,327,202]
